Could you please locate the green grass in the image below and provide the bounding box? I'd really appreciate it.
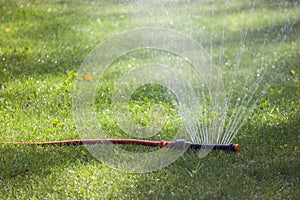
[0,0,299,199]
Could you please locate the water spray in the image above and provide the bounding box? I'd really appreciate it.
[4,139,240,152]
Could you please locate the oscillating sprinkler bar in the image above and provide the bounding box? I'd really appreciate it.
[7,139,240,152]
[189,143,240,151]
[168,139,240,152]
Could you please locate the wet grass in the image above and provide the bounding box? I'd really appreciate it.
[0,0,299,199]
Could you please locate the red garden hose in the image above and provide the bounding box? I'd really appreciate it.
[4,139,240,151]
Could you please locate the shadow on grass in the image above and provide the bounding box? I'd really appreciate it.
[0,112,298,198]
[0,145,93,180]
[130,112,300,199]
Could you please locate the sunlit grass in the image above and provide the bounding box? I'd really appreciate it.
[0,0,299,199]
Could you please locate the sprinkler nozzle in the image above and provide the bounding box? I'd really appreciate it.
[233,143,240,151]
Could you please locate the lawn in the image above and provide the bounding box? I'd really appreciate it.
[0,0,299,199]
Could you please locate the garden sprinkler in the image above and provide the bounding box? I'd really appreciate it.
[6,139,240,152]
